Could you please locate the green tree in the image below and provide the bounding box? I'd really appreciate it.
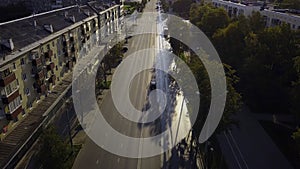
[278,0,300,10]
[212,17,248,67]
[189,4,230,38]
[292,128,300,157]
[248,11,265,33]
[38,126,71,169]
[240,24,297,113]
[172,0,194,18]
[290,56,300,121]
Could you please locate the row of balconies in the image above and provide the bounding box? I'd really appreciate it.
[0,73,16,87]
[0,74,23,120]
[1,88,19,104]
[5,105,23,121]
[45,49,53,60]
[32,49,53,67]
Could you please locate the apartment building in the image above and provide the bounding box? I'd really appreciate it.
[0,3,121,140]
[211,0,300,30]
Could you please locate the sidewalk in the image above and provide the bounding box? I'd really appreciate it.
[217,106,294,169]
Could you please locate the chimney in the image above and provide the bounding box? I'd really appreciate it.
[1,38,14,51]
[44,24,54,33]
[70,16,76,23]
[64,11,68,18]
[84,10,90,16]
[8,39,14,50]
[33,20,37,28]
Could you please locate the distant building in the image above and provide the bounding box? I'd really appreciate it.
[211,0,300,30]
[0,0,121,13]
[0,2,121,139]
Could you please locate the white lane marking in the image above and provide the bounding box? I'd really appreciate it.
[223,131,243,169]
[228,130,250,169]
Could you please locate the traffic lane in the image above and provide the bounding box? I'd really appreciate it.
[73,26,160,169]
[93,33,159,169]
[73,0,161,168]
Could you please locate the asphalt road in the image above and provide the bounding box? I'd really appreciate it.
[72,0,164,168]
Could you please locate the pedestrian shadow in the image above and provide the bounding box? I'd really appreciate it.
[162,138,199,169]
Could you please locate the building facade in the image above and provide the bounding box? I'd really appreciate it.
[0,3,122,140]
[211,0,300,30]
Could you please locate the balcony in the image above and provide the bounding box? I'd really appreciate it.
[32,57,42,67]
[0,73,16,87]
[2,89,19,104]
[46,62,55,71]
[35,70,44,80]
[71,46,76,53]
[5,105,23,120]
[45,50,53,59]
[48,75,56,84]
[63,41,69,47]
[81,29,86,35]
[37,84,46,93]
[66,61,73,69]
[64,51,69,57]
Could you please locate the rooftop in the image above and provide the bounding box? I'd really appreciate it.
[0,4,98,63]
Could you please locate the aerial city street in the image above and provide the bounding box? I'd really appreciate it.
[0,0,300,169]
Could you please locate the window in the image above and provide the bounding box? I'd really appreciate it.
[0,89,5,96]
[5,81,18,95]
[52,41,55,47]
[13,63,16,69]
[21,58,25,65]
[54,54,57,59]
[47,44,50,50]
[8,96,21,113]
[13,117,18,123]
[56,65,58,71]
[22,73,27,80]
[26,88,30,95]
[3,68,11,77]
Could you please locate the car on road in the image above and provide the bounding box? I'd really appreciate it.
[122,46,128,53]
[185,112,189,117]
[150,75,156,90]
